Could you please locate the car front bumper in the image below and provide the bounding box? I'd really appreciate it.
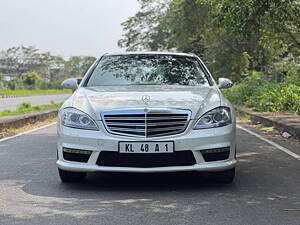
[57,121,236,173]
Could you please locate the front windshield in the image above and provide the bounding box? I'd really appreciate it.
[86,54,210,86]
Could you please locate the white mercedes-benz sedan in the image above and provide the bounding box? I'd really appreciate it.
[57,52,236,183]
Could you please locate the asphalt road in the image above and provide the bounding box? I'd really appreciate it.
[0,123,299,225]
[0,94,71,111]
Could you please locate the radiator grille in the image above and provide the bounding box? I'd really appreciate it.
[101,109,191,137]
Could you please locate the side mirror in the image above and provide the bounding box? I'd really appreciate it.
[76,77,83,85]
[61,78,78,90]
[218,78,233,89]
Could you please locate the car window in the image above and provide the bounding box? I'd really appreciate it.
[86,55,210,86]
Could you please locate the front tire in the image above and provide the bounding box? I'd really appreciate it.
[58,168,87,182]
[211,168,235,183]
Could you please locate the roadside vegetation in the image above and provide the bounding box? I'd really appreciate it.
[223,72,300,114]
[0,102,62,117]
[0,46,95,95]
[1,89,70,96]
[118,0,300,114]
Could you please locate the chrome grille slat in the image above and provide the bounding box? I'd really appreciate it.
[147,122,187,126]
[104,118,145,121]
[110,128,146,132]
[108,124,146,127]
[101,109,191,137]
[146,131,182,137]
[146,127,183,132]
[106,121,186,127]
[104,117,187,121]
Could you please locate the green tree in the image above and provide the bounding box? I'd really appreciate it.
[23,72,43,89]
[66,56,96,78]
[163,0,209,56]
[119,0,300,82]
[0,46,39,77]
[199,0,300,79]
[0,46,68,81]
[118,0,170,51]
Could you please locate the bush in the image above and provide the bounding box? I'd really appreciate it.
[23,72,43,89]
[18,102,32,110]
[223,71,300,114]
[7,77,24,90]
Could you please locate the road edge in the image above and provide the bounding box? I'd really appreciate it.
[0,122,57,143]
[235,105,300,141]
[0,109,58,131]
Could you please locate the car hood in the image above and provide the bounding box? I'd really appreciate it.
[67,85,221,120]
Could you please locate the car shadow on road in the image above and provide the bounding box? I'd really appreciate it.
[22,169,238,199]
[77,171,235,191]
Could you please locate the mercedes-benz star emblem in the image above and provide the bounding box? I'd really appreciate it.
[142,95,150,104]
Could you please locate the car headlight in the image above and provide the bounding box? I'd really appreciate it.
[194,107,232,129]
[61,108,99,130]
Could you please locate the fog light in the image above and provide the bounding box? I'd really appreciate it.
[201,147,230,154]
[62,147,92,162]
[201,147,230,162]
[62,148,92,155]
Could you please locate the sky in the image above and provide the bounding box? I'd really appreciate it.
[0,0,140,58]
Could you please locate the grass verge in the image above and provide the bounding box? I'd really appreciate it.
[0,89,71,96]
[0,102,62,117]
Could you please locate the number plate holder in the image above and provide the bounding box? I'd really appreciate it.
[118,141,174,154]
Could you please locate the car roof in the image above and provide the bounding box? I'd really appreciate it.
[102,51,196,58]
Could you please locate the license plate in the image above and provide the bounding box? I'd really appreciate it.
[119,141,174,153]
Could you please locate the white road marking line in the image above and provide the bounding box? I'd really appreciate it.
[237,124,300,160]
[0,122,57,143]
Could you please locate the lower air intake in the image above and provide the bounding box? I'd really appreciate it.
[96,151,196,168]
